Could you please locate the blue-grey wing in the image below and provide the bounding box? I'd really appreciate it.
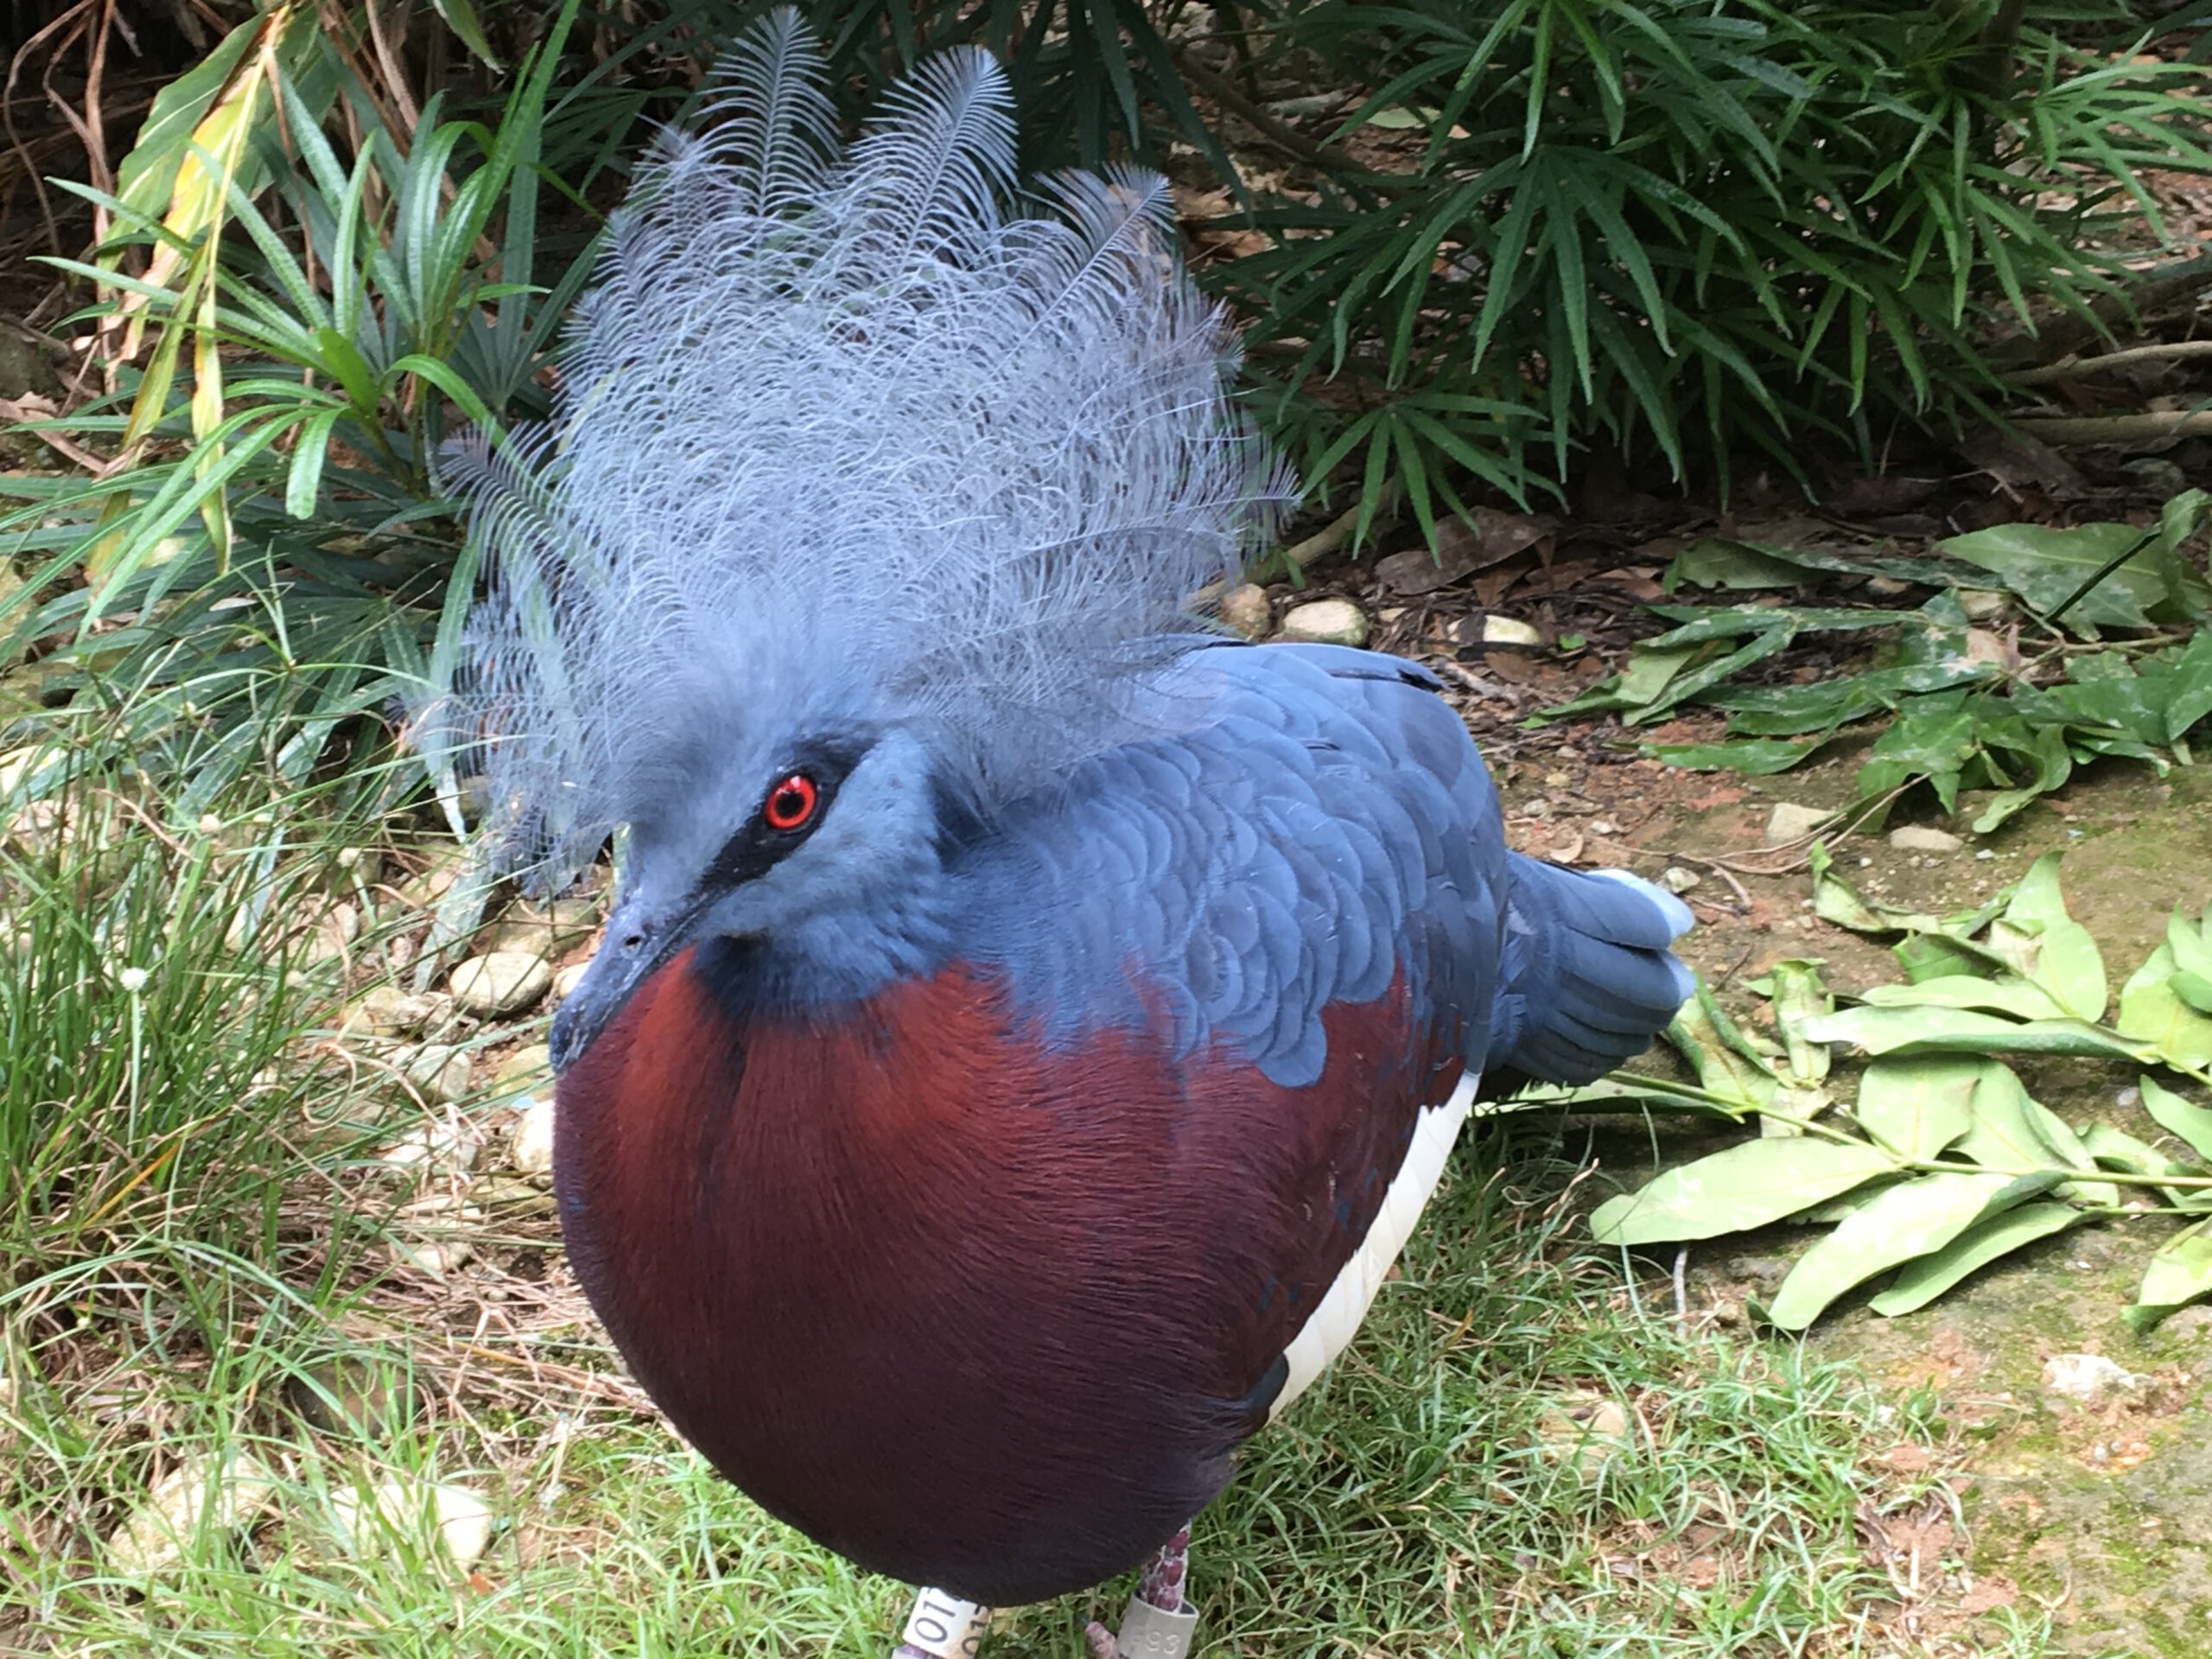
[962,640,1507,1086]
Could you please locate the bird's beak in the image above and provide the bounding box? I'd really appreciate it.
[549,890,703,1074]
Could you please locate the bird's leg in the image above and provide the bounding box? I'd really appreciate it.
[1083,1524,1199,1659]
[893,1587,991,1659]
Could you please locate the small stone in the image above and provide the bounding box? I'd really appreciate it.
[449,951,552,1016]
[1217,583,1272,640]
[343,986,451,1039]
[376,1121,472,1174]
[1480,614,1544,647]
[330,1477,493,1570]
[509,1096,556,1179]
[106,1450,280,1576]
[551,962,588,1006]
[493,1043,552,1091]
[388,1196,480,1278]
[1764,802,1834,845]
[1956,588,2008,621]
[1866,576,1911,597]
[1276,598,1369,647]
[1889,825,1965,854]
[404,1044,474,1106]
[1660,866,1702,893]
[2042,1352,2145,1405]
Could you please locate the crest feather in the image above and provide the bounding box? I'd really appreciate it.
[429,10,1295,883]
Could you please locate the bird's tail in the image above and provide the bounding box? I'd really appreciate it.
[1484,856,1694,1090]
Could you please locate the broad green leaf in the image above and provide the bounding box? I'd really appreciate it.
[1802,1007,2154,1064]
[1663,537,1807,590]
[1857,976,2066,1021]
[2141,1075,2212,1164]
[1770,959,1831,1087]
[2117,935,2212,1071]
[1953,1061,2068,1177]
[1853,701,1978,809]
[1648,737,1831,775]
[2176,972,2212,1014]
[1808,842,1938,935]
[1972,723,2072,834]
[2023,1097,2120,1207]
[1853,1057,1978,1160]
[2171,906,2212,980]
[2127,1217,2212,1333]
[1940,519,2181,632]
[1988,853,2107,1020]
[1867,1200,2084,1317]
[1765,1170,2053,1331]
[2081,1121,2183,1179]
[1590,1138,1900,1246]
[1665,989,1779,1115]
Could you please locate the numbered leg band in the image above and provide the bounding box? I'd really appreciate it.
[899,1589,992,1659]
[1114,1593,1199,1659]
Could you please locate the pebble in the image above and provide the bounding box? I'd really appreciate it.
[1660,866,1702,893]
[2042,1352,2145,1405]
[404,1044,474,1106]
[509,1096,556,1178]
[551,962,588,1005]
[375,1120,473,1174]
[494,1043,552,1091]
[330,1477,493,1570]
[449,951,552,1016]
[1480,614,1544,647]
[1276,598,1369,647]
[1888,826,1964,854]
[343,986,450,1039]
[1764,802,1834,845]
[106,1450,280,1575]
[1217,582,1272,640]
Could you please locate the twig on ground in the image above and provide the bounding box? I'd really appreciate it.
[2010,339,2212,386]
[2012,409,2212,445]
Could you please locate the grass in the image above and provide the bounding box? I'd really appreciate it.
[0,684,2056,1657]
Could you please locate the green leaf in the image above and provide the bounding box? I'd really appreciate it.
[1952,1062,2065,1175]
[2176,972,2212,1014]
[1856,976,2067,1021]
[1590,1138,1901,1247]
[1808,842,1939,935]
[1770,959,1832,1088]
[1665,988,1780,1114]
[1939,519,2182,633]
[1648,737,1832,775]
[1765,1170,2056,1331]
[2081,1121,2182,1179]
[1866,1200,2084,1317]
[2127,1217,2212,1333]
[1853,701,1978,811]
[1853,1057,1978,1160]
[1802,1007,2155,1065]
[1988,854,2107,1021]
[2141,1075,2212,1164]
[2115,933,2212,1071]
[2022,1097,2120,1207]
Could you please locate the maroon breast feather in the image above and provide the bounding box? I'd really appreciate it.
[554,948,1462,1605]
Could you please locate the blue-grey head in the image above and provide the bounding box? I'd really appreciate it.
[423,11,1294,1070]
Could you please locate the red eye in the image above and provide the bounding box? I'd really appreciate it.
[762,772,819,832]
